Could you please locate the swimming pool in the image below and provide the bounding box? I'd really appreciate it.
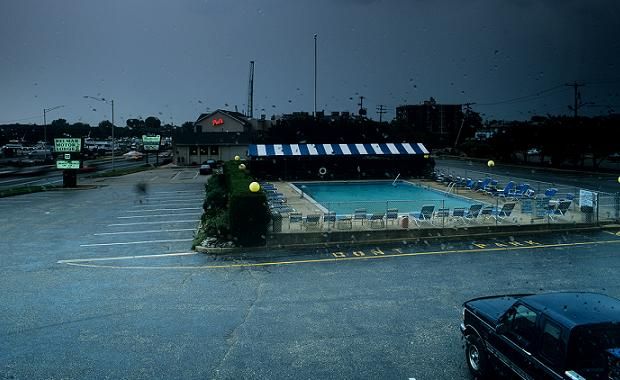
[291,180,480,214]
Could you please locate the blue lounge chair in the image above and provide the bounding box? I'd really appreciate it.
[304,214,322,230]
[479,206,495,221]
[386,208,399,225]
[289,212,303,229]
[464,178,475,190]
[463,204,484,223]
[409,205,435,226]
[544,188,558,198]
[509,183,530,199]
[323,212,337,228]
[493,181,516,197]
[452,208,466,223]
[491,202,516,222]
[354,208,368,225]
[476,178,492,193]
[369,213,385,228]
[547,200,572,221]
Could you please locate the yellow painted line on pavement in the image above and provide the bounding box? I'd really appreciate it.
[57,238,620,270]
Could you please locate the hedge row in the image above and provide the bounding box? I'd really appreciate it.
[199,161,270,247]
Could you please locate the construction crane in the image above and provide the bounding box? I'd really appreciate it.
[247,61,254,118]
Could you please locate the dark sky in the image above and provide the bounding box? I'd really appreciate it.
[1,0,619,126]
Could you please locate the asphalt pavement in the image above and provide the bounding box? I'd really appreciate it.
[2,166,620,379]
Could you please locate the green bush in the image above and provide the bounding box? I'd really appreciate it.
[196,160,271,247]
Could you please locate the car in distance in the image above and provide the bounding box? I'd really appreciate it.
[199,163,212,175]
[461,292,620,379]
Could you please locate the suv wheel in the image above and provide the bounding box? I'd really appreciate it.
[466,335,488,378]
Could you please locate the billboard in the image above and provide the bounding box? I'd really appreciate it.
[54,138,82,153]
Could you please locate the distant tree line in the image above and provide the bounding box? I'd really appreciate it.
[0,116,195,145]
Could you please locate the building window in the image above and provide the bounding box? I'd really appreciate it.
[190,147,197,155]
[210,146,219,155]
[199,146,208,155]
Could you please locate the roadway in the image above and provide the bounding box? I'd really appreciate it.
[0,158,148,190]
[1,166,620,379]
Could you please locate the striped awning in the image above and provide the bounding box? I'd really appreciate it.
[248,143,429,157]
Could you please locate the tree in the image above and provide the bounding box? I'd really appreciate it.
[145,116,161,132]
[51,119,69,129]
[98,120,113,129]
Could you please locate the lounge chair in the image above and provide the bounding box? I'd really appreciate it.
[544,188,558,198]
[475,178,492,193]
[547,200,572,221]
[509,183,530,200]
[483,179,500,195]
[434,208,450,219]
[409,205,435,226]
[464,178,475,190]
[336,214,353,229]
[493,181,516,197]
[491,202,516,222]
[386,208,399,225]
[304,214,322,230]
[369,213,385,228]
[452,208,466,223]
[479,206,495,221]
[354,208,368,225]
[323,212,337,228]
[463,204,483,223]
[289,212,303,229]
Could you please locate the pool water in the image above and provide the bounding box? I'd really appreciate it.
[292,180,479,215]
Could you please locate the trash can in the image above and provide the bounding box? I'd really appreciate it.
[271,211,282,232]
[399,216,409,229]
[581,206,594,223]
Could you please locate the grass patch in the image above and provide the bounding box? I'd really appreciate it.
[89,164,153,178]
[0,185,59,198]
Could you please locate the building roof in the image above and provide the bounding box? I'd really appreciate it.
[248,143,429,157]
[195,109,251,127]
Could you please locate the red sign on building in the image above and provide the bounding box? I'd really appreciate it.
[212,118,224,126]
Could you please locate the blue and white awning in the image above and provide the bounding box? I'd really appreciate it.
[248,143,429,157]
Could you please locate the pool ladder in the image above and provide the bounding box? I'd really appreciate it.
[447,182,456,194]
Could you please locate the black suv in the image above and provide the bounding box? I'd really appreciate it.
[461,292,620,379]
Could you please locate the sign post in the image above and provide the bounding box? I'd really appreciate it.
[142,135,161,165]
[54,138,82,187]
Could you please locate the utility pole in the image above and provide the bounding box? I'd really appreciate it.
[566,81,586,118]
[43,105,64,144]
[247,61,254,118]
[376,105,387,122]
[314,34,317,118]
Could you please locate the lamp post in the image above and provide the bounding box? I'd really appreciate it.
[43,105,64,144]
[84,95,115,172]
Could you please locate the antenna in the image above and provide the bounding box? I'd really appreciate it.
[247,61,255,118]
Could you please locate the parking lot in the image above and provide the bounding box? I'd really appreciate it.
[2,167,620,379]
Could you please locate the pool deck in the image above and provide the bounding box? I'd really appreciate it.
[266,178,583,234]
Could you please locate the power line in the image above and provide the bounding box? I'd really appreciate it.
[476,84,568,106]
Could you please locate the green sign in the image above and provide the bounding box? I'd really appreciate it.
[54,138,82,152]
[142,135,161,151]
[56,160,81,169]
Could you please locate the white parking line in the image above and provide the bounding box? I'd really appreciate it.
[80,238,194,247]
[126,207,201,213]
[117,213,202,219]
[108,220,198,226]
[58,251,197,263]
[94,228,195,236]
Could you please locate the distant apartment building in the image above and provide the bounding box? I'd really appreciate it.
[396,98,462,145]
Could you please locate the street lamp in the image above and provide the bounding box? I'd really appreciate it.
[43,105,64,144]
[84,95,115,171]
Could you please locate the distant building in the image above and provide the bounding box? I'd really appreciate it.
[174,109,270,166]
[396,98,462,145]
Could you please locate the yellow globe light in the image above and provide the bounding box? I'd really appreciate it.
[487,160,495,168]
[238,163,246,170]
[618,176,620,184]
[234,155,240,161]
[249,181,260,192]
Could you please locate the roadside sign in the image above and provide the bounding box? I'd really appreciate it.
[142,135,161,151]
[54,138,82,152]
[64,153,71,160]
[579,189,597,208]
[56,160,81,169]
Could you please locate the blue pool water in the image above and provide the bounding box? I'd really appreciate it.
[292,181,480,214]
